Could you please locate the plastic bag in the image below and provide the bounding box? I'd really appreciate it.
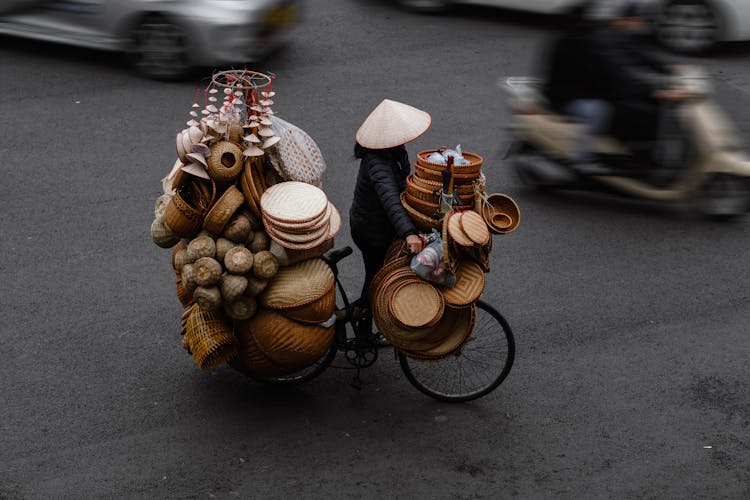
[410,229,456,288]
[428,145,470,166]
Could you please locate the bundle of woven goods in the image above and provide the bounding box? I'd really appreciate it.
[374,146,521,360]
[150,70,338,376]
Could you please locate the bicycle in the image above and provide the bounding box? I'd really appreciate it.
[247,246,516,402]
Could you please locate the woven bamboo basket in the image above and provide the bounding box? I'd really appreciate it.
[163,178,215,238]
[400,193,442,233]
[260,258,334,310]
[230,320,296,377]
[203,185,245,235]
[388,279,444,330]
[447,211,475,248]
[416,150,483,174]
[175,274,195,308]
[368,253,411,303]
[481,193,521,235]
[413,163,482,185]
[459,210,491,246]
[281,285,336,325]
[250,309,334,372]
[409,174,475,197]
[240,159,263,221]
[372,269,448,352]
[206,141,243,184]
[405,175,441,203]
[441,259,486,307]
[184,307,238,371]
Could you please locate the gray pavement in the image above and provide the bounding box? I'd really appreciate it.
[1,0,750,498]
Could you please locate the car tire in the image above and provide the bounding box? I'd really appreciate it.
[657,0,720,55]
[396,0,451,14]
[129,14,191,81]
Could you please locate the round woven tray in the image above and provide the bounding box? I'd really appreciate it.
[458,210,490,246]
[203,185,245,235]
[400,193,442,233]
[388,279,444,330]
[398,303,476,361]
[447,211,474,248]
[261,181,328,224]
[264,216,330,244]
[368,253,412,303]
[441,259,485,307]
[264,202,331,234]
[416,150,483,174]
[250,309,334,372]
[265,221,333,251]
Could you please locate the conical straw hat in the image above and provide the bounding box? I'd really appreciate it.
[355,99,431,150]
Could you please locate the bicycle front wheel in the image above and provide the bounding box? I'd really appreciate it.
[398,300,515,402]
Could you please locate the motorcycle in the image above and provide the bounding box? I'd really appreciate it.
[501,67,750,220]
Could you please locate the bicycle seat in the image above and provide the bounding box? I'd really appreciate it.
[322,246,353,275]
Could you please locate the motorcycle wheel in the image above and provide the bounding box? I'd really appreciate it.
[692,173,750,221]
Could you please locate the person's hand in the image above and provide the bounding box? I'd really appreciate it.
[405,234,423,254]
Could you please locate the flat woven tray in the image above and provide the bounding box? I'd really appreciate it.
[260,258,335,309]
[260,181,328,224]
[441,259,486,306]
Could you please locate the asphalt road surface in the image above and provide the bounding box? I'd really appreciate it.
[2,1,750,498]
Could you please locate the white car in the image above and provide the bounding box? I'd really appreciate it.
[0,0,300,80]
[396,0,750,54]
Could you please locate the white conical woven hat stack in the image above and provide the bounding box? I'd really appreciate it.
[355,99,431,150]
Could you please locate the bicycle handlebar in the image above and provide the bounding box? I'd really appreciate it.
[322,246,353,276]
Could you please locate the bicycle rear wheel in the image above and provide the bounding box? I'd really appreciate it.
[398,300,515,402]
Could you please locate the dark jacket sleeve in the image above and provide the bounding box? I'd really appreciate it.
[366,154,418,239]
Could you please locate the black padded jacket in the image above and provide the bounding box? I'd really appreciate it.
[349,146,418,248]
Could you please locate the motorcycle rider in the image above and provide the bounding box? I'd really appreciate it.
[541,0,688,171]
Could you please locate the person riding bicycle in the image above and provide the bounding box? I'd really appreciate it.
[349,99,430,315]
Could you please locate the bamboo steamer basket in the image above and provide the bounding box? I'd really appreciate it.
[206,141,243,184]
[441,259,486,307]
[230,320,296,377]
[260,258,334,310]
[400,193,442,233]
[249,309,334,372]
[183,307,238,371]
[203,185,245,235]
[398,303,476,361]
[416,150,483,174]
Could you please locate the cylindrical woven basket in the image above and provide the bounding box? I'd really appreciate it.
[240,159,263,221]
[163,178,215,238]
[249,309,334,372]
[184,307,238,371]
[400,193,442,233]
[203,185,245,235]
[416,150,483,174]
[206,141,244,184]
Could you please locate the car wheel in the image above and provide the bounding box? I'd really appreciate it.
[129,14,190,80]
[657,0,720,54]
[396,0,450,14]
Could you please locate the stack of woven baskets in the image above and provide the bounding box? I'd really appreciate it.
[150,70,335,376]
[373,148,521,360]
